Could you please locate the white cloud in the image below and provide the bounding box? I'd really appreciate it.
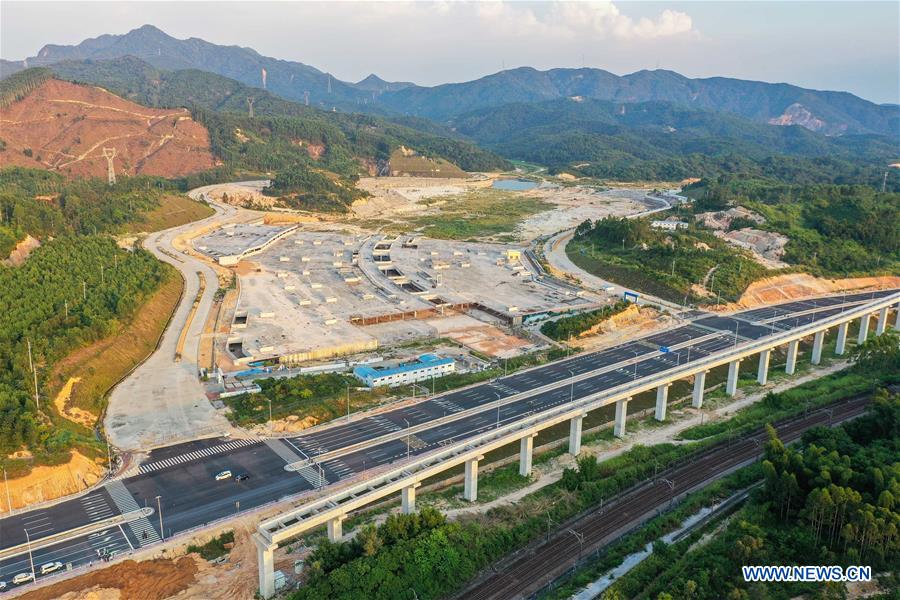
[474,1,695,40]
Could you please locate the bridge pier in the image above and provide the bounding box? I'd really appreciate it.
[614,398,630,438]
[568,415,585,455]
[835,322,849,355]
[811,330,825,365]
[858,314,870,345]
[327,515,345,542]
[464,456,483,502]
[692,371,707,409]
[254,533,277,599]
[401,483,420,514]
[895,303,900,330]
[785,340,799,375]
[757,349,771,385]
[655,384,670,421]
[519,434,537,477]
[726,359,741,396]
[876,307,888,335]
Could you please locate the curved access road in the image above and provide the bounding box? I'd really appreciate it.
[104,181,266,451]
[543,191,681,310]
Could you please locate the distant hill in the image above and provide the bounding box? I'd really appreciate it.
[380,67,899,137]
[0,70,215,179]
[451,97,900,186]
[6,25,897,138]
[45,57,508,175]
[6,24,370,111]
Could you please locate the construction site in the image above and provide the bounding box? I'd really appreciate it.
[193,223,606,371]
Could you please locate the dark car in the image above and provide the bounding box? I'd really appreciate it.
[234,473,250,482]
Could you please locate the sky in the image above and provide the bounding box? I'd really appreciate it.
[2,1,898,104]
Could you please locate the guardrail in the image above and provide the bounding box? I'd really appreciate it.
[283,294,882,470]
[283,330,726,470]
[0,508,153,562]
[259,291,898,543]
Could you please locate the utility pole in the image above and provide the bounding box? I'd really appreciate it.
[27,340,39,411]
[3,469,12,514]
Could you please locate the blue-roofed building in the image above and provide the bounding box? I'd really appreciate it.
[353,354,455,388]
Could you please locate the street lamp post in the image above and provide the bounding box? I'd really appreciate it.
[568,368,575,403]
[346,384,351,421]
[404,419,411,462]
[24,528,35,582]
[155,495,164,541]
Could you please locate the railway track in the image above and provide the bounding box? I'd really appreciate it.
[460,394,872,600]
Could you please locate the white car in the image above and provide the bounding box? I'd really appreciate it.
[0,580,7,590]
[215,470,232,481]
[12,572,34,585]
[40,561,63,575]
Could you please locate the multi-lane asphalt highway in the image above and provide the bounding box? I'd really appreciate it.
[1,289,896,591]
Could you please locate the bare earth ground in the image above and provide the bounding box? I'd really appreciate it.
[719,273,900,310]
[516,187,651,241]
[0,451,104,513]
[352,175,491,220]
[0,79,215,179]
[2,234,40,266]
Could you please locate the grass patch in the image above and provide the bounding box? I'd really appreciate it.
[678,370,886,441]
[568,240,686,304]
[48,264,184,416]
[409,188,553,240]
[389,150,467,178]
[187,530,235,561]
[124,194,214,233]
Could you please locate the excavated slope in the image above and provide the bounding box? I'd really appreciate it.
[0,79,215,178]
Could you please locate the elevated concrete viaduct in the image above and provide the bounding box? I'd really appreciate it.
[254,292,899,597]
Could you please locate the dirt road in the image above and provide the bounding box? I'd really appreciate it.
[104,182,266,451]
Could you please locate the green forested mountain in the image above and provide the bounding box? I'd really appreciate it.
[684,178,900,275]
[0,168,193,458]
[8,26,897,138]
[450,98,900,187]
[51,57,502,172]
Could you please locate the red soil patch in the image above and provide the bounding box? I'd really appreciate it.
[0,79,215,179]
[16,557,199,600]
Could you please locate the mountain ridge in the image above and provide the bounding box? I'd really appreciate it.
[2,25,897,137]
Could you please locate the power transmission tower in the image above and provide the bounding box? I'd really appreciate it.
[304,91,310,106]
[327,75,332,94]
[883,171,888,193]
[102,147,117,185]
[247,97,255,118]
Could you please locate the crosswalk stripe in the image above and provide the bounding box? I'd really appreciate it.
[105,480,161,547]
[137,438,258,474]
